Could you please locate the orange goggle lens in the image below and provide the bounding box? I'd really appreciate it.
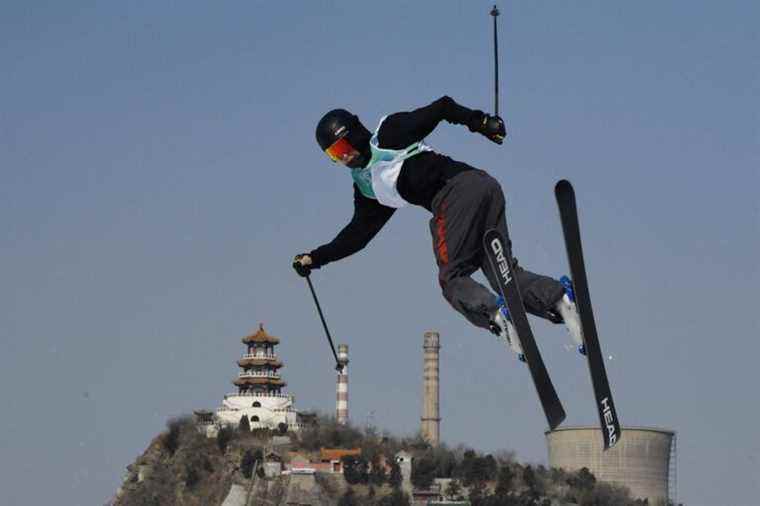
[324,137,356,163]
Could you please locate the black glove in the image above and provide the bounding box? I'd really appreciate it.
[468,112,507,145]
[292,254,312,277]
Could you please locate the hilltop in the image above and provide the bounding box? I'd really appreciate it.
[111,414,661,506]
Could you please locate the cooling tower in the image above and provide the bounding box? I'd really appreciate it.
[546,426,676,504]
[336,344,349,425]
[421,331,441,446]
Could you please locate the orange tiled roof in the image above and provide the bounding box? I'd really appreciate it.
[320,448,361,461]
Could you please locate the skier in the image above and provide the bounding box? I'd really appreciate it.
[292,96,584,361]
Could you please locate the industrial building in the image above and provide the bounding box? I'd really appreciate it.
[336,344,349,424]
[546,426,677,504]
[421,331,441,446]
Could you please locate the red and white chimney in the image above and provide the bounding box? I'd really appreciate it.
[336,344,349,424]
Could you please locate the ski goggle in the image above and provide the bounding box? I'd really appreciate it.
[324,137,358,163]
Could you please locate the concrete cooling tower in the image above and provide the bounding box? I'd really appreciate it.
[546,426,676,504]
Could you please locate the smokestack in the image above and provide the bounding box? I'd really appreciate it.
[421,331,441,446]
[336,344,349,425]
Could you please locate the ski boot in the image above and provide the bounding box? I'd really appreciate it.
[489,296,526,362]
[556,276,586,356]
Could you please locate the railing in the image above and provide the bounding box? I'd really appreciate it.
[216,406,296,414]
[238,371,281,379]
[240,353,278,360]
[224,391,291,399]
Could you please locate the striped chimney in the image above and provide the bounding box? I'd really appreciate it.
[336,344,349,425]
[421,331,441,446]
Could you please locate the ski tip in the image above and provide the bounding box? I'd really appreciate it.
[548,410,567,431]
[603,429,623,451]
[555,179,573,194]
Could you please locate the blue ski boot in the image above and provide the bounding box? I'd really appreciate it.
[490,296,526,362]
[557,276,586,356]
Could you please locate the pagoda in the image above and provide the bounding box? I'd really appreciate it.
[215,324,303,432]
[235,323,285,394]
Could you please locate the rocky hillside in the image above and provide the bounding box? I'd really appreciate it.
[111,415,660,506]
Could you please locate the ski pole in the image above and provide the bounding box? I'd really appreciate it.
[304,274,344,371]
[490,4,500,116]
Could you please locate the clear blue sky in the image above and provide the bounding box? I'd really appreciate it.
[1,2,757,505]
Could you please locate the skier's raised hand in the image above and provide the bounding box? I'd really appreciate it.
[292,254,313,277]
[469,112,506,144]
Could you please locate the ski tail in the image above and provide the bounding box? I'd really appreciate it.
[555,180,621,449]
[483,228,566,430]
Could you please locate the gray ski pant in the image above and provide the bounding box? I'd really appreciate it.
[429,169,564,330]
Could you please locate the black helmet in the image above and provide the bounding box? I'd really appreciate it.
[315,109,371,167]
[316,109,358,151]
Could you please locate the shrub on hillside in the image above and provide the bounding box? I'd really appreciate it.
[369,454,387,485]
[577,481,641,506]
[341,455,369,485]
[377,489,411,506]
[217,425,235,453]
[410,455,436,489]
[456,450,497,486]
[494,465,514,497]
[185,464,201,489]
[445,479,463,500]
[241,449,256,479]
[338,487,358,506]
[567,466,596,492]
[299,415,364,451]
[388,460,402,489]
[163,416,193,456]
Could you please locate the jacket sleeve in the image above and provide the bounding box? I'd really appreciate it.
[309,185,396,268]
[376,95,485,149]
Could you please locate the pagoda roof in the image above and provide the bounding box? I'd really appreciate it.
[234,376,287,388]
[242,323,280,344]
[238,356,283,369]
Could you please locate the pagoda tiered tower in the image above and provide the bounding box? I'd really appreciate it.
[234,324,286,395]
[215,324,302,432]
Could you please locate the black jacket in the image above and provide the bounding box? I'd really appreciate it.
[310,96,485,268]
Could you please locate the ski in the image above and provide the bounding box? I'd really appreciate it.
[555,179,621,449]
[483,228,566,430]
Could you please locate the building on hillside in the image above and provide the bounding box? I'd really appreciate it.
[214,324,309,433]
[319,448,362,473]
[413,479,471,505]
[282,448,363,475]
[412,488,444,504]
[263,451,283,478]
[286,453,327,474]
[192,409,217,436]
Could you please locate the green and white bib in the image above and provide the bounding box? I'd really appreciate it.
[351,116,433,208]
